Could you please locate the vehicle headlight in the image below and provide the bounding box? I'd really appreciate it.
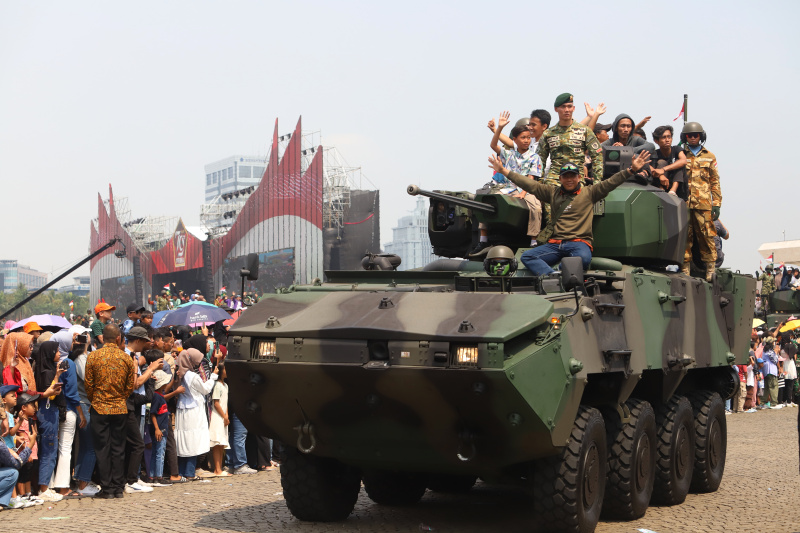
[453,346,479,367]
[253,339,277,362]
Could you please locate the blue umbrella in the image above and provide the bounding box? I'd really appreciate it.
[152,309,171,327]
[155,303,231,327]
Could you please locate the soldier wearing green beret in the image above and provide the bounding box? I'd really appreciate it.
[537,93,604,187]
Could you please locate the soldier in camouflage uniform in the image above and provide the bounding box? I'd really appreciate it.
[757,265,776,314]
[156,290,171,312]
[680,121,721,281]
[537,93,603,186]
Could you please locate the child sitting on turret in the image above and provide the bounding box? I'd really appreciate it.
[470,111,542,257]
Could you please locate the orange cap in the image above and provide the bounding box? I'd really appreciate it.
[23,322,43,334]
[94,302,116,314]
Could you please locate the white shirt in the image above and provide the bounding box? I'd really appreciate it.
[177,371,218,409]
[785,358,797,380]
[746,365,755,387]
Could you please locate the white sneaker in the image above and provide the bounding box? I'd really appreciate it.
[8,497,33,509]
[233,465,257,475]
[125,482,154,494]
[23,494,44,505]
[137,478,154,487]
[77,484,101,496]
[37,489,64,502]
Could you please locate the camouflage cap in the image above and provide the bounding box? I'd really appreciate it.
[559,162,581,176]
[554,93,573,107]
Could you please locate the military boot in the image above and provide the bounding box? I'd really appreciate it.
[706,263,715,282]
[681,262,690,276]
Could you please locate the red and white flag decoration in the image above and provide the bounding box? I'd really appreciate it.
[163,284,170,290]
[69,301,74,308]
[767,253,774,262]
[673,102,684,122]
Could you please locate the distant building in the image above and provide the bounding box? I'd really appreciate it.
[0,260,48,293]
[383,198,438,270]
[204,155,266,203]
[56,276,90,296]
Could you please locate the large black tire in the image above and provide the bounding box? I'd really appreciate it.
[533,406,607,533]
[602,399,657,520]
[280,448,361,522]
[687,390,727,493]
[427,474,477,494]
[362,470,428,505]
[652,395,695,505]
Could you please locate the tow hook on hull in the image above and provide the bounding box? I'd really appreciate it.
[294,422,317,454]
[294,400,317,454]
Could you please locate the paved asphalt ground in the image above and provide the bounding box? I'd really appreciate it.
[3,406,798,533]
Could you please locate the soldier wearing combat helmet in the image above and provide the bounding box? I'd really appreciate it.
[757,264,777,313]
[680,121,721,281]
[537,93,603,187]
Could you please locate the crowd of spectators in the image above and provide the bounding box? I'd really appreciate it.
[736,323,799,414]
[0,295,278,511]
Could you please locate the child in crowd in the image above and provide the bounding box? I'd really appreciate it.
[1,385,19,451]
[13,392,40,505]
[208,365,230,476]
[149,370,172,485]
[472,111,542,256]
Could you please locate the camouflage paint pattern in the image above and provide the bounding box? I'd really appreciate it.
[227,262,754,477]
[226,178,753,478]
[684,146,721,210]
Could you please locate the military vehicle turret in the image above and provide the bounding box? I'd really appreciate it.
[763,288,800,327]
[226,147,755,533]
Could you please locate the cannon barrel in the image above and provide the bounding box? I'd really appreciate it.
[407,184,496,215]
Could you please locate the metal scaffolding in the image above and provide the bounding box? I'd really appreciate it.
[198,128,376,235]
[92,195,180,253]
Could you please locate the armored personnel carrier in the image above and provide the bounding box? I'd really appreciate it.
[226,147,755,533]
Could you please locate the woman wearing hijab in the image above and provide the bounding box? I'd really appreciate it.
[32,341,67,502]
[174,346,220,479]
[184,334,212,377]
[0,332,35,392]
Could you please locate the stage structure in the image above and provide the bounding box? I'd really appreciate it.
[90,117,380,317]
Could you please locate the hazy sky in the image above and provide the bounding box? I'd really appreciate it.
[1,1,798,285]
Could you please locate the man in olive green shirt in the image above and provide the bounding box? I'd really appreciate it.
[488,150,651,275]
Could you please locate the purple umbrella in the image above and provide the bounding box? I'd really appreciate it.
[11,314,72,333]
